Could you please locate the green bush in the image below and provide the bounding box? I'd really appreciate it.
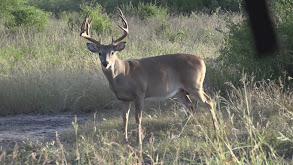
[219,20,283,86]
[123,2,168,20]
[218,1,293,86]
[27,0,241,15]
[128,0,240,14]
[80,3,113,33]
[274,0,293,76]
[27,0,82,13]
[0,0,48,31]
[4,6,48,31]
[179,0,205,13]
[138,2,168,20]
[0,0,25,19]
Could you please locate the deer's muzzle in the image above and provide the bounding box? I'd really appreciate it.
[102,61,109,68]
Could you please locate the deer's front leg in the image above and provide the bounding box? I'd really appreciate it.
[134,96,144,146]
[122,101,131,143]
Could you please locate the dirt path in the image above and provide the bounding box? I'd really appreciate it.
[0,113,91,149]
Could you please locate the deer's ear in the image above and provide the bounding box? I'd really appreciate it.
[87,43,99,52]
[114,42,126,51]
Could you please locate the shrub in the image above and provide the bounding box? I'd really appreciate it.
[274,0,293,76]
[123,2,168,20]
[80,3,113,33]
[137,2,168,20]
[218,1,293,86]
[27,0,242,15]
[27,0,82,13]
[219,20,286,87]
[0,0,49,31]
[125,0,240,14]
[4,6,48,31]
[0,0,25,19]
[179,0,205,13]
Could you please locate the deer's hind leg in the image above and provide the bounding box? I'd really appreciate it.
[175,89,194,135]
[134,96,144,163]
[187,88,219,133]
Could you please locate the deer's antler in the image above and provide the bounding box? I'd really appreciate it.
[112,8,129,45]
[80,13,101,46]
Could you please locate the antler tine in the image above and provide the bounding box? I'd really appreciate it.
[86,16,93,35]
[80,13,88,34]
[112,7,129,45]
[80,12,101,46]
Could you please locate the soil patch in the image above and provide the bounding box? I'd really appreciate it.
[0,113,91,149]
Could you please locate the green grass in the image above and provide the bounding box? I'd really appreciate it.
[1,12,293,164]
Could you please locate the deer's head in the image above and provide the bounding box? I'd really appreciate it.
[80,8,128,70]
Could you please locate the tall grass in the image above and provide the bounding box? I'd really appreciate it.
[0,12,232,115]
[1,77,292,164]
[0,21,113,114]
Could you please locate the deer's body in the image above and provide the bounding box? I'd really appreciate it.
[80,9,219,159]
[103,54,206,101]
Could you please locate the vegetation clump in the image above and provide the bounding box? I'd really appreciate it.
[218,0,293,87]
[0,0,48,31]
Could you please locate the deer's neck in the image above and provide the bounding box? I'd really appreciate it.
[102,57,126,82]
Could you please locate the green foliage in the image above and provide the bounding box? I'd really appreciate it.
[130,0,241,13]
[137,2,168,20]
[27,0,241,15]
[178,0,205,13]
[274,0,293,76]
[218,1,293,86]
[203,0,241,11]
[27,0,82,13]
[123,2,168,20]
[80,3,113,33]
[0,0,48,31]
[0,0,26,18]
[4,6,48,31]
[219,21,275,83]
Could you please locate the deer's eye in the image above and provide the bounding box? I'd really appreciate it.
[98,52,102,56]
[111,51,115,55]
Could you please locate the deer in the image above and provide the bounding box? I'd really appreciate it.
[80,8,219,148]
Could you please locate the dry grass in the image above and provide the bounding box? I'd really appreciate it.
[1,77,292,164]
[0,12,235,115]
[1,12,293,164]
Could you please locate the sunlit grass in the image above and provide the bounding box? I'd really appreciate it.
[1,11,293,164]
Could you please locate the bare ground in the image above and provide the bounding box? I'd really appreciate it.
[0,113,91,149]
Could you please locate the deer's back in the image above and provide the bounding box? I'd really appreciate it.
[124,54,206,99]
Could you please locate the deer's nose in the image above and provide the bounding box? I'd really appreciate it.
[102,61,109,68]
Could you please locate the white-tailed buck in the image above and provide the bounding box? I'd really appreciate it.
[80,8,219,146]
